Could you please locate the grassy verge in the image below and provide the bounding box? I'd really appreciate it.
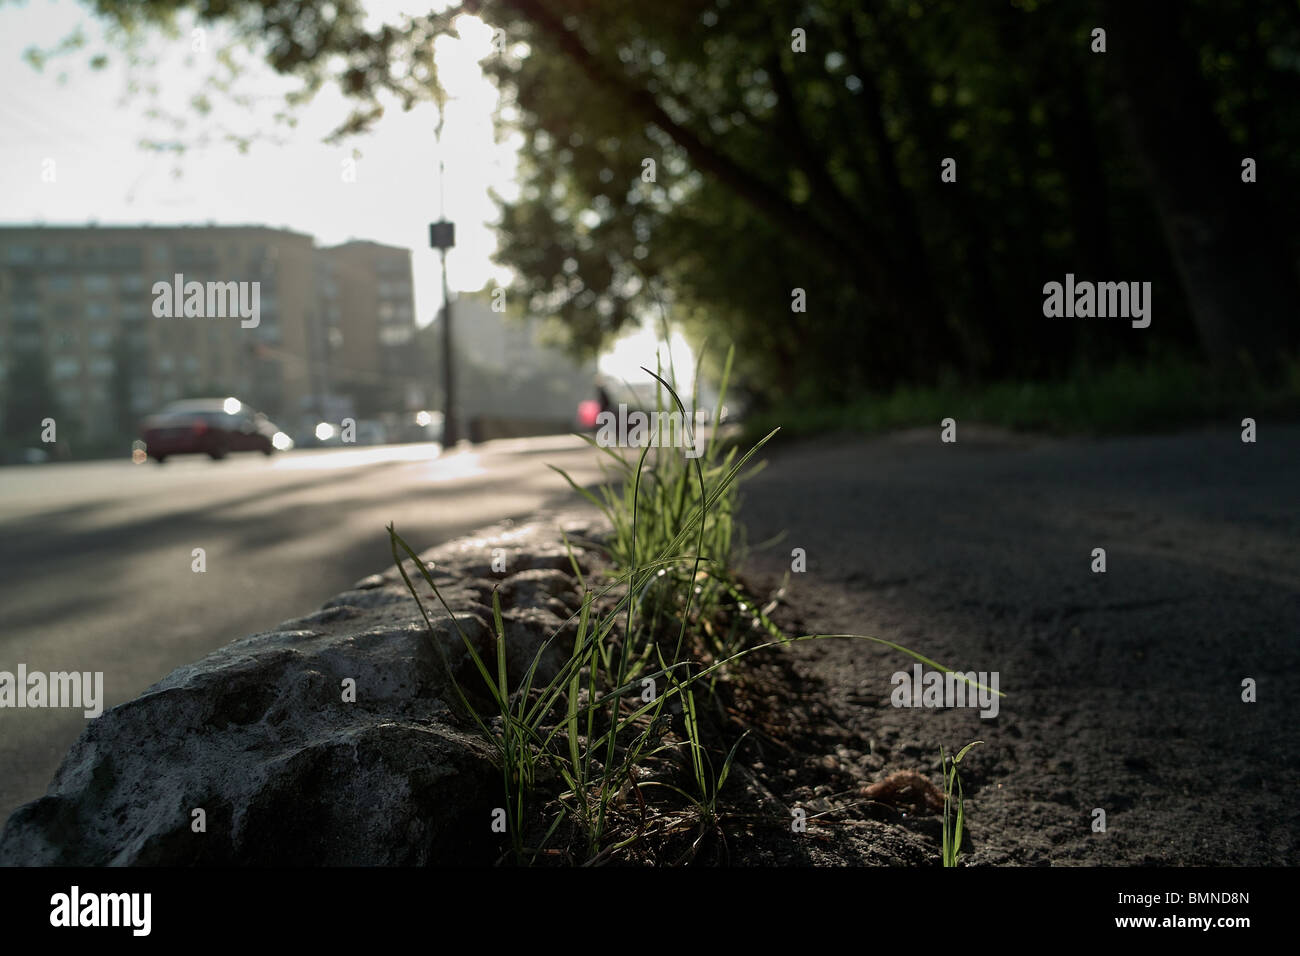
[390,345,1001,865]
[741,354,1300,444]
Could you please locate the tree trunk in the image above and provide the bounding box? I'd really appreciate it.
[1103,0,1299,372]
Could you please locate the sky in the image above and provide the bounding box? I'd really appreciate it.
[0,0,510,319]
[0,0,696,383]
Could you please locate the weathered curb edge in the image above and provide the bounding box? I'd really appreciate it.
[0,511,606,866]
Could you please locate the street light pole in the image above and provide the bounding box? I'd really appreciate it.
[437,241,457,445]
[430,104,458,446]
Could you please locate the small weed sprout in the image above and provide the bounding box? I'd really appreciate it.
[941,740,983,867]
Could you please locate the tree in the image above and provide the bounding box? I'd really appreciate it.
[2,340,63,452]
[1101,0,1300,370]
[40,0,1300,403]
[109,332,145,441]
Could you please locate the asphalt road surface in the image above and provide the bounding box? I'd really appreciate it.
[737,424,1299,863]
[0,437,607,824]
[3,425,1296,863]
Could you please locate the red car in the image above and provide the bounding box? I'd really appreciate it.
[140,398,290,463]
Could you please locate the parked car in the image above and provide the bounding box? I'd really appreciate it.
[140,398,292,463]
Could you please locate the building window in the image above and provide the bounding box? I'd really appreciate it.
[89,356,114,377]
[52,356,81,380]
[86,302,110,320]
[3,245,36,264]
[88,330,112,350]
[175,244,216,267]
[109,245,142,267]
[378,280,412,297]
[157,355,174,373]
[47,275,74,292]
[84,275,112,293]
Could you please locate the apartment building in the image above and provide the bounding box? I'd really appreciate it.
[0,224,422,447]
[315,240,424,416]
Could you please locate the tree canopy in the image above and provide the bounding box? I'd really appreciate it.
[36,0,1300,405]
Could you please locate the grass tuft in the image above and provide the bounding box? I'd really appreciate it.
[390,342,1003,864]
